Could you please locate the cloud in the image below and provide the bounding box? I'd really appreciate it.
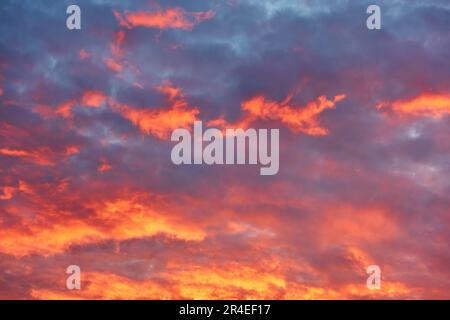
[113,7,215,30]
[104,58,124,73]
[378,93,450,118]
[210,87,346,136]
[31,272,176,299]
[97,158,112,172]
[42,90,107,119]
[0,147,54,165]
[111,84,200,139]
[80,90,107,108]
[0,194,206,257]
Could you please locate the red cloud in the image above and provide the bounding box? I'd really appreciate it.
[0,193,206,257]
[40,90,107,119]
[111,84,200,139]
[0,147,53,165]
[111,30,125,58]
[378,93,450,118]
[209,87,346,136]
[97,158,112,172]
[80,90,107,108]
[104,58,124,73]
[113,7,215,30]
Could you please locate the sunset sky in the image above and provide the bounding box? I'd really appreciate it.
[0,0,449,299]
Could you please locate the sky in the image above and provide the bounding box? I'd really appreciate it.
[0,0,449,299]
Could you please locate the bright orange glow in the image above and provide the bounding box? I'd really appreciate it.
[31,273,175,300]
[242,94,345,135]
[0,148,30,157]
[380,93,450,117]
[29,264,415,300]
[115,104,199,139]
[0,196,205,257]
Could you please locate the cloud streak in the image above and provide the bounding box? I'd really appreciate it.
[113,7,215,30]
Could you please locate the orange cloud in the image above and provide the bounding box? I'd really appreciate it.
[0,195,205,257]
[0,148,30,157]
[31,272,176,300]
[342,282,415,299]
[0,147,53,165]
[55,100,77,118]
[113,7,215,30]
[0,177,421,300]
[209,88,346,136]
[322,206,399,242]
[284,281,414,299]
[29,260,416,300]
[378,93,450,118]
[114,104,199,139]
[80,90,107,107]
[0,186,16,200]
[65,145,80,156]
[155,84,183,101]
[31,260,286,300]
[97,158,112,172]
[104,58,124,73]
[112,84,199,139]
[243,94,346,135]
[34,84,198,138]
[318,205,399,245]
[103,30,136,77]
[51,90,107,118]
[170,264,286,299]
[0,183,29,203]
